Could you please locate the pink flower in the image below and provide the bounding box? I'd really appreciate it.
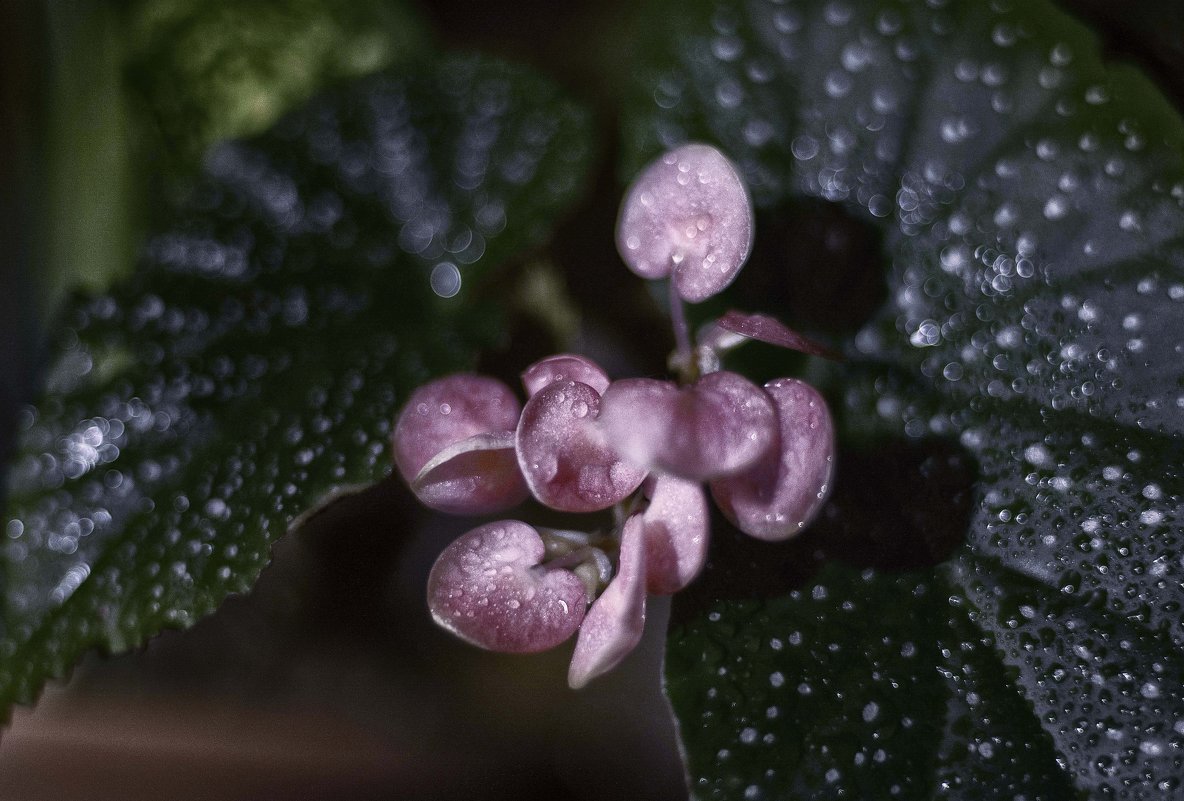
[393,144,838,687]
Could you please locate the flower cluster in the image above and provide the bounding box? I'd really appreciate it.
[391,144,836,688]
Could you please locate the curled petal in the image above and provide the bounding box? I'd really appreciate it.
[393,374,527,513]
[641,475,708,595]
[616,143,754,302]
[568,514,647,689]
[521,354,611,397]
[710,310,842,361]
[601,372,776,481]
[427,521,588,653]
[516,381,647,512]
[711,379,835,541]
[412,431,528,514]
[393,374,522,481]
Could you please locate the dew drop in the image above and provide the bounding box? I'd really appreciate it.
[1043,196,1068,220]
[430,262,462,298]
[791,135,819,161]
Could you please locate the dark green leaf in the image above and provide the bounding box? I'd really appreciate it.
[626,0,1184,796]
[0,54,593,717]
[666,562,1068,800]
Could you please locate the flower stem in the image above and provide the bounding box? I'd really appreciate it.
[537,546,614,593]
[668,279,693,374]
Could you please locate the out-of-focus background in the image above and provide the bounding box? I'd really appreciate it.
[2,0,1183,798]
[0,2,685,798]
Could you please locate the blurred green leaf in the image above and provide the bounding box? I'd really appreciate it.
[122,0,431,173]
[0,54,593,717]
[43,0,430,311]
[43,2,137,304]
[626,0,1184,796]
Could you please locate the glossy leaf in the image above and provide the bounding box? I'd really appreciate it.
[0,55,592,717]
[626,0,1184,796]
[665,562,1069,800]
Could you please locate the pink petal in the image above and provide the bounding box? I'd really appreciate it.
[711,379,835,541]
[616,143,754,302]
[670,371,777,478]
[521,354,611,397]
[568,514,648,688]
[393,374,522,481]
[597,377,681,469]
[640,475,709,595]
[516,380,647,512]
[712,310,842,361]
[428,521,589,653]
[411,431,529,514]
[602,372,776,481]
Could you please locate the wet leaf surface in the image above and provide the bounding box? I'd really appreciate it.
[627,0,1184,796]
[0,54,592,716]
[666,564,1069,800]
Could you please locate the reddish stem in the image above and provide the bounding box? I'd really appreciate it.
[668,279,692,372]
